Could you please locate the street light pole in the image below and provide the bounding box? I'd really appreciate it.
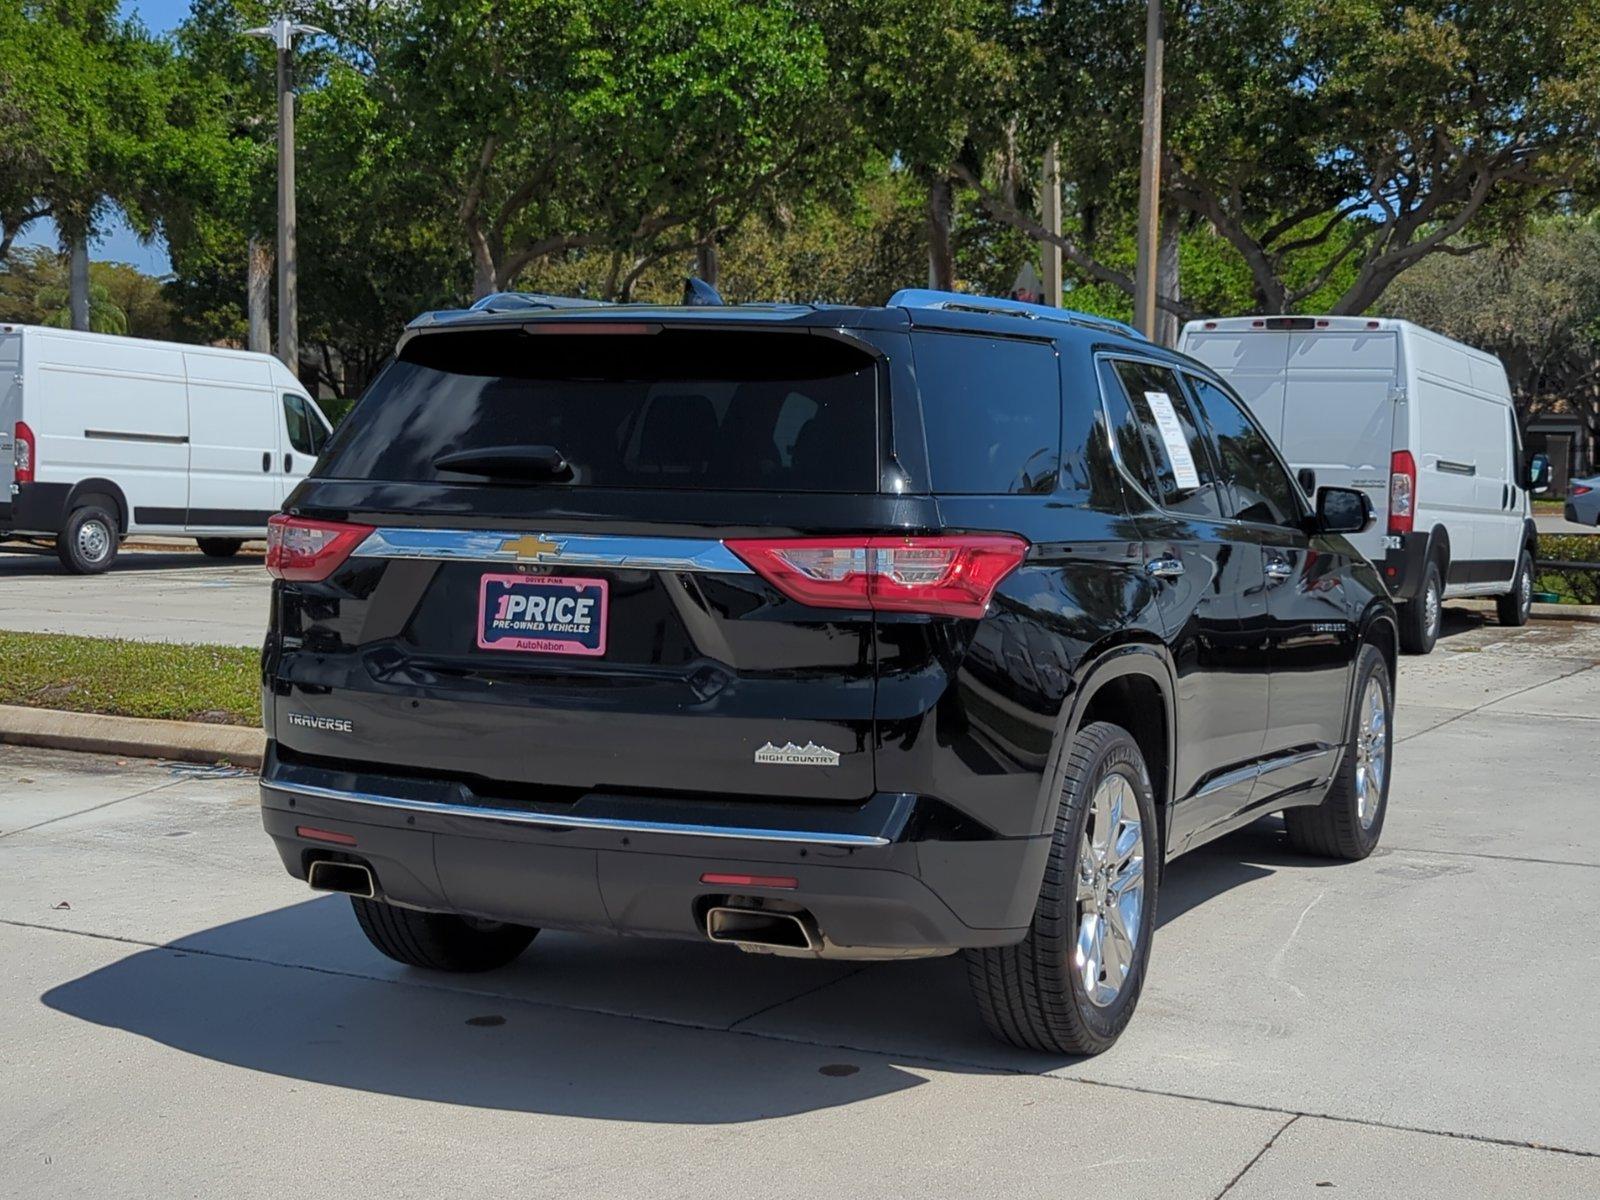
[246,15,321,375]
[1132,0,1164,340]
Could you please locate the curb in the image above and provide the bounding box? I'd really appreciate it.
[1454,599,1600,623]
[0,704,263,769]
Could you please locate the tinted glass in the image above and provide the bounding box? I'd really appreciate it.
[1107,359,1226,520]
[1187,375,1301,526]
[282,394,317,456]
[314,329,879,491]
[911,331,1059,494]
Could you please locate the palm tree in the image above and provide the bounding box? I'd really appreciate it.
[37,278,129,335]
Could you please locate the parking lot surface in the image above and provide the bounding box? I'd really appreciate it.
[0,544,268,646]
[2,611,1598,1197]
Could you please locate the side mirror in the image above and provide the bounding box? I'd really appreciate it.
[1296,468,1317,495]
[1523,452,1551,495]
[1316,486,1374,535]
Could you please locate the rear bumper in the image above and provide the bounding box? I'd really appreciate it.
[1381,531,1431,602]
[259,744,1047,955]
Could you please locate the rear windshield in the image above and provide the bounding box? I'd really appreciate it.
[314,327,881,491]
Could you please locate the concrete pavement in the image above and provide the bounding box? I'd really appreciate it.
[0,544,268,646]
[1,612,1598,1196]
[1534,511,1597,536]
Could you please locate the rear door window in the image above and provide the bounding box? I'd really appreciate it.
[1185,375,1302,526]
[910,331,1059,494]
[314,328,881,491]
[1104,359,1227,520]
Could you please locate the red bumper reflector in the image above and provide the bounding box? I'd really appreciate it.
[296,825,358,846]
[700,872,799,890]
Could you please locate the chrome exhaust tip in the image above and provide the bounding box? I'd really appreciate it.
[307,859,375,899]
[704,905,819,954]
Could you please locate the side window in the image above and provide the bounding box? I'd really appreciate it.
[1186,375,1301,526]
[282,393,323,456]
[910,331,1060,494]
[1105,359,1227,520]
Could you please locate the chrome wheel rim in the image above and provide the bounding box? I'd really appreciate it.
[1519,562,1532,616]
[1424,579,1441,640]
[1354,676,1389,829]
[1075,771,1145,1008]
[77,519,111,563]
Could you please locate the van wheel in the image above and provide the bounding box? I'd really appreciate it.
[1495,550,1534,627]
[196,537,244,559]
[56,502,119,574]
[1285,645,1392,860]
[964,721,1159,1055]
[1399,560,1442,653]
[351,896,538,972]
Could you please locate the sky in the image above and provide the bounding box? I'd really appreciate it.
[15,1,198,276]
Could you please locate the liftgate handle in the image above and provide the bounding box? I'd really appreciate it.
[1145,557,1185,580]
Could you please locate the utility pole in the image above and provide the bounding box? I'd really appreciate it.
[246,14,321,375]
[1040,142,1063,307]
[1132,0,1164,339]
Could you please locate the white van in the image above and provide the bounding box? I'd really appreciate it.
[1178,315,1549,653]
[0,324,332,573]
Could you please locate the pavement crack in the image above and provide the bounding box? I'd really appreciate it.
[725,963,875,1031]
[6,916,1600,1161]
[1397,662,1597,746]
[1384,846,1600,870]
[0,776,190,840]
[1213,1114,1298,1199]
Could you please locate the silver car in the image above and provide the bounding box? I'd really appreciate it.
[1565,476,1600,526]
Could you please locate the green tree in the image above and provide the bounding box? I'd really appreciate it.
[964,0,1600,318]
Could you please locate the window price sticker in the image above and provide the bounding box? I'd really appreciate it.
[1145,391,1201,489]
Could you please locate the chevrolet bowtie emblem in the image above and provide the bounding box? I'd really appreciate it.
[499,534,563,560]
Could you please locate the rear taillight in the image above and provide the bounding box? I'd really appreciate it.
[726,535,1028,618]
[13,421,34,484]
[1572,485,1593,497]
[265,514,373,581]
[1388,450,1416,535]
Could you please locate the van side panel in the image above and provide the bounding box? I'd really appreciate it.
[33,329,189,532]
[184,352,281,529]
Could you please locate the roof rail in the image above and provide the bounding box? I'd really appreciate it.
[468,292,612,313]
[887,289,1146,340]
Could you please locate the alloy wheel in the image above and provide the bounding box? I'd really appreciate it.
[1074,771,1145,1007]
[1354,676,1389,829]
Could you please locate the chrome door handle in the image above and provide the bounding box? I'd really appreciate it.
[1145,557,1185,580]
[1264,558,1294,583]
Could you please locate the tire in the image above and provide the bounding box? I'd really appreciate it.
[196,537,244,559]
[1285,644,1392,861]
[351,896,538,972]
[1398,559,1442,654]
[56,501,119,574]
[1495,549,1533,627]
[965,721,1160,1056]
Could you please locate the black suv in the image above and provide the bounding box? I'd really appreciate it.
[259,288,1397,1054]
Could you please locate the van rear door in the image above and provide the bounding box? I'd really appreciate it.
[1278,330,1398,565]
[0,328,20,502]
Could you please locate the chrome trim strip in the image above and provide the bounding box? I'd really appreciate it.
[1192,747,1333,800]
[350,527,752,573]
[262,779,890,847]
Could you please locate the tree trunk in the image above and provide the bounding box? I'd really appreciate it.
[695,238,719,289]
[926,175,955,291]
[468,220,498,300]
[69,234,91,332]
[1155,198,1181,347]
[247,236,272,353]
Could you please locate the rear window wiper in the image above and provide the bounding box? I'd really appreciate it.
[432,444,574,481]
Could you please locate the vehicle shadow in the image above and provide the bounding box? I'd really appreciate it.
[38,818,1303,1121]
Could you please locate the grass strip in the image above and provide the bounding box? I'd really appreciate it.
[0,630,257,725]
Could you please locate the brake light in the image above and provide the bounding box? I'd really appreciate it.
[265,514,373,581]
[1389,450,1416,535]
[1573,485,1592,497]
[726,535,1028,618]
[13,421,34,484]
